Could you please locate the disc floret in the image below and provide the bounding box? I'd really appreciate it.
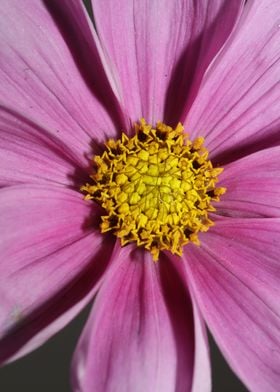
[81,119,225,260]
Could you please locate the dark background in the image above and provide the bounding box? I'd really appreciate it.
[0,304,248,391]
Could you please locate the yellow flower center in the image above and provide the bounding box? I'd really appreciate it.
[81,119,225,260]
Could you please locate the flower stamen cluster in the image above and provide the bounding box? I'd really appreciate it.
[81,120,225,260]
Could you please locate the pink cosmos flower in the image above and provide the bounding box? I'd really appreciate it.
[0,0,280,391]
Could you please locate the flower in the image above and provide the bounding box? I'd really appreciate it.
[0,0,279,391]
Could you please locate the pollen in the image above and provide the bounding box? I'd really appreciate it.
[81,119,226,261]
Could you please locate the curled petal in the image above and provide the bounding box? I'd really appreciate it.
[92,0,243,125]
[184,217,280,392]
[0,107,87,187]
[0,184,115,363]
[217,146,280,218]
[72,248,199,392]
[186,0,280,162]
[168,256,211,392]
[0,0,125,164]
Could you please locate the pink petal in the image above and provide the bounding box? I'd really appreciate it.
[0,184,115,363]
[72,247,199,392]
[0,107,87,187]
[217,146,280,218]
[169,257,211,392]
[186,0,280,161]
[184,217,280,392]
[190,298,211,392]
[91,0,243,125]
[0,0,125,165]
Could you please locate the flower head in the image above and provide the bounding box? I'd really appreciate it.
[0,1,280,392]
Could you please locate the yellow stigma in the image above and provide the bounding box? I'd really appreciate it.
[81,119,226,260]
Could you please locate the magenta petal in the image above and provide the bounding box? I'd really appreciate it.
[217,146,280,218]
[184,218,280,392]
[0,0,125,164]
[92,0,243,125]
[0,184,114,363]
[190,297,211,392]
[72,248,198,392]
[168,257,211,392]
[0,107,87,187]
[186,0,280,160]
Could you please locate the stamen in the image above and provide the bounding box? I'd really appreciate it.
[81,119,226,260]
